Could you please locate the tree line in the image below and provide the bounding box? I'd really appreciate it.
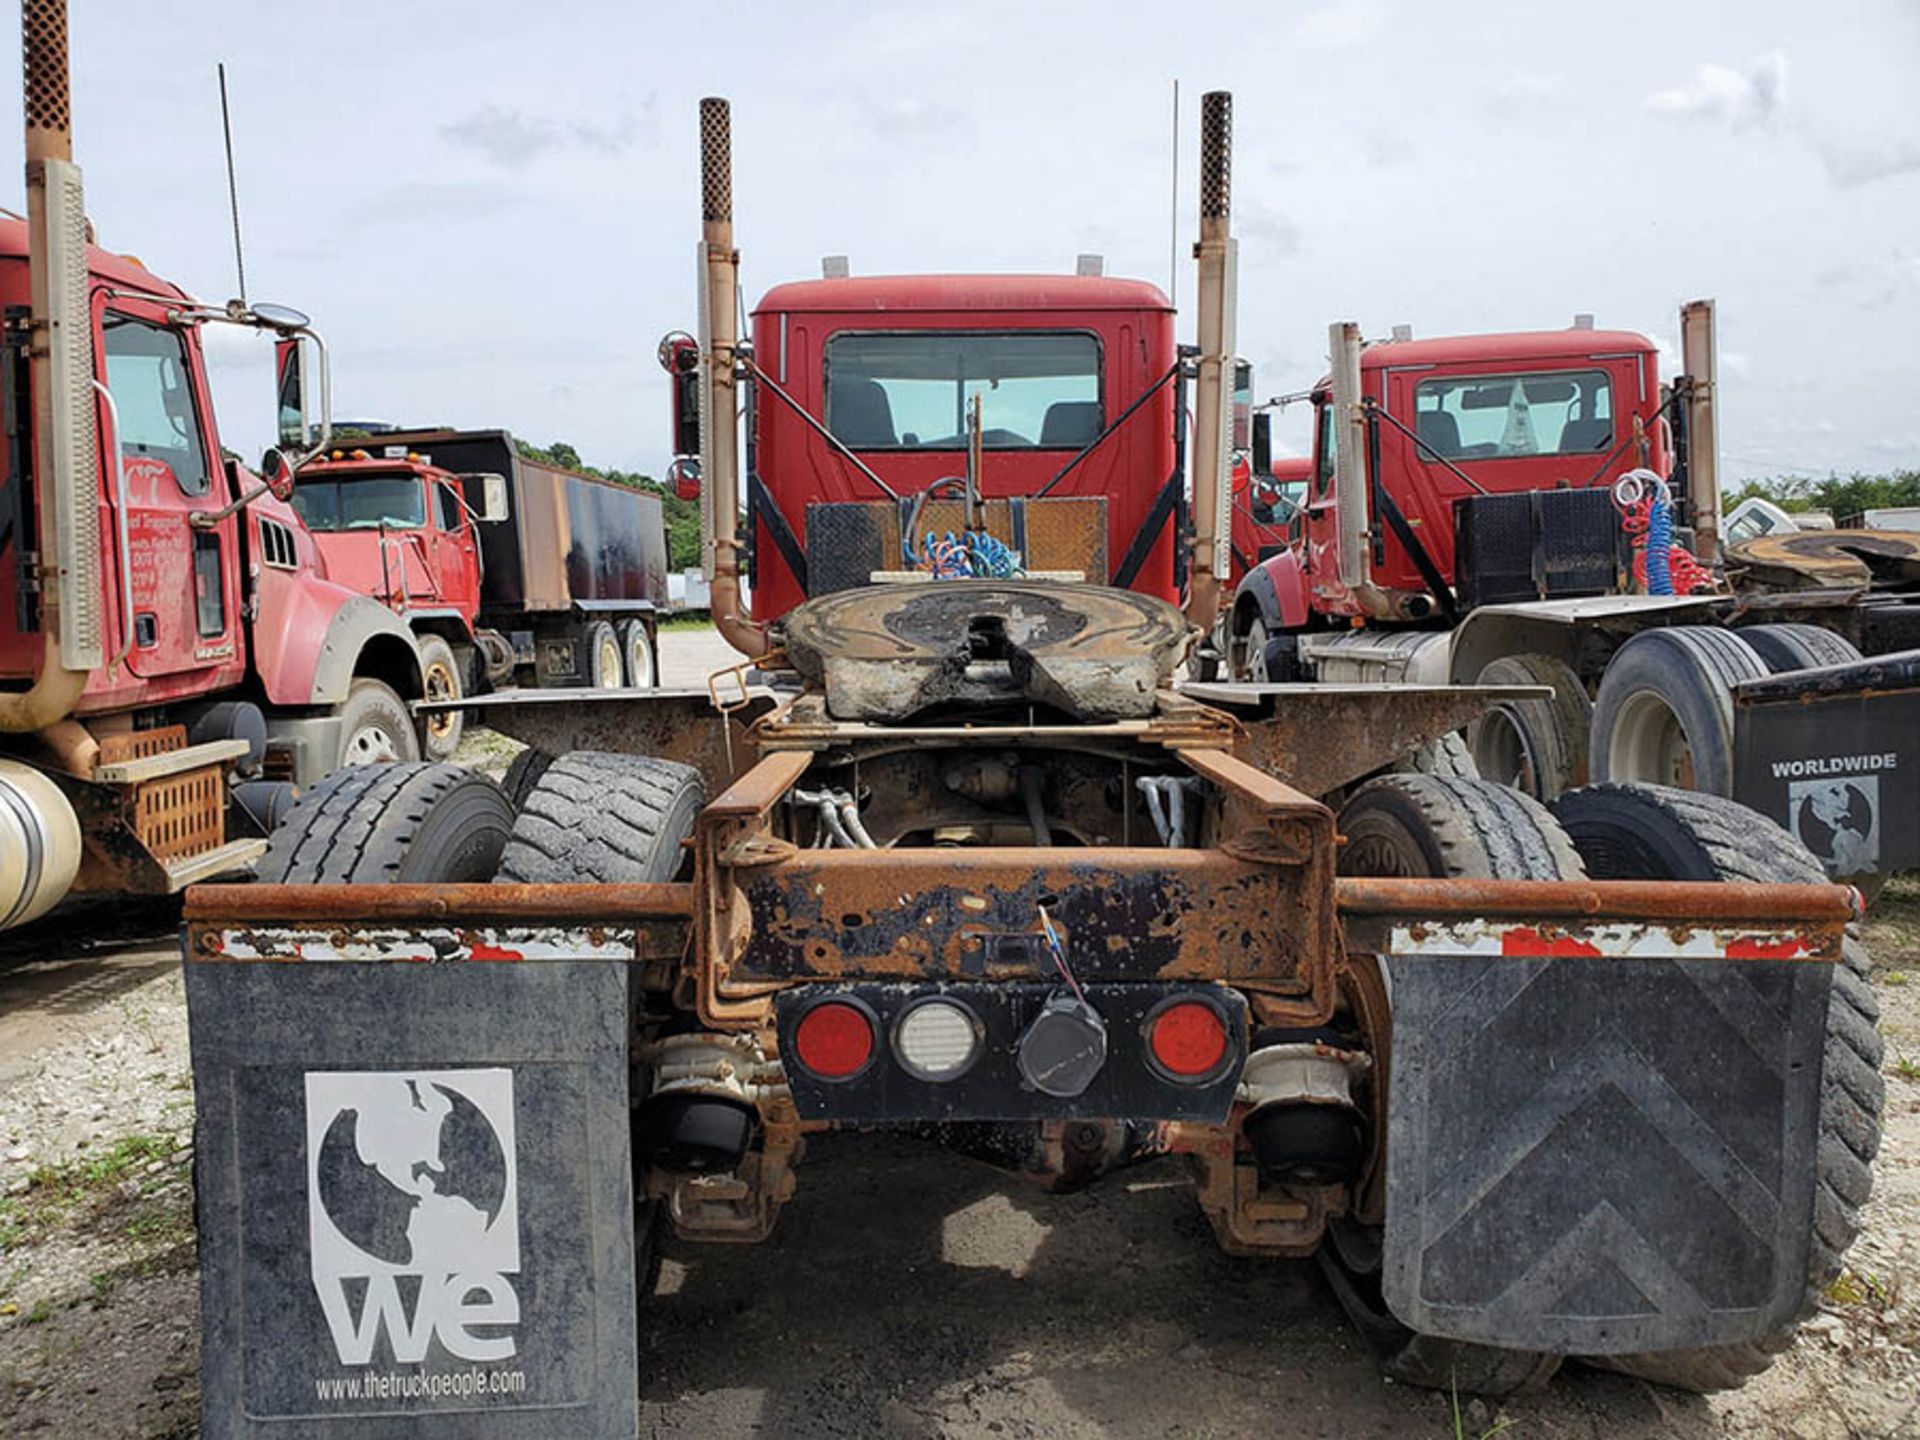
[1725,469,1920,523]
[513,438,701,571]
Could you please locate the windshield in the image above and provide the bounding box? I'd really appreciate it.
[1412,369,1614,460]
[291,473,427,531]
[825,331,1102,450]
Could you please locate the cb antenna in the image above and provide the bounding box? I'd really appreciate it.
[218,62,246,305]
[1168,79,1179,313]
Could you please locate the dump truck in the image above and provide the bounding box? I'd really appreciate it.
[0,2,438,934]
[285,428,669,758]
[1225,315,1920,891]
[183,90,1884,1435]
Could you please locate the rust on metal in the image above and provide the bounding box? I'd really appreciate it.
[1336,876,1854,963]
[1214,684,1540,799]
[186,881,698,922]
[1333,876,1857,923]
[726,845,1329,991]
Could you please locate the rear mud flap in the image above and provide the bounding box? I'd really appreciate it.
[186,955,638,1437]
[1382,952,1832,1355]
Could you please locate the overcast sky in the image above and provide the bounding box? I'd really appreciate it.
[18,0,1920,481]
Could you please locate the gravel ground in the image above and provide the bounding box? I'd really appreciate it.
[0,635,1914,1438]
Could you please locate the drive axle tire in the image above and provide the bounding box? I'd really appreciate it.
[255,762,513,883]
[415,634,466,762]
[1393,730,1479,781]
[1553,783,1884,1393]
[1735,623,1863,675]
[496,751,705,884]
[586,620,623,688]
[332,677,421,768]
[1590,626,1767,796]
[1324,775,1583,1394]
[620,619,658,689]
[1467,652,1591,801]
[500,747,554,811]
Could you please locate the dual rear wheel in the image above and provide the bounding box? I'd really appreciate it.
[1330,773,1882,1395]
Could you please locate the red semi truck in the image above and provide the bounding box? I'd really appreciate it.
[287,429,668,759]
[1226,312,1920,886]
[0,7,433,931]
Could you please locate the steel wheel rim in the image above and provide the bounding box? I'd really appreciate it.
[1609,690,1695,789]
[1473,704,1539,797]
[423,658,459,741]
[345,723,401,764]
[597,634,622,687]
[626,632,654,687]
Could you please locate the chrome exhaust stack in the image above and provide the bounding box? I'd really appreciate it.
[2,0,101,732]
[697,97,766,658]
[1186,90,1236,634]
[1679,299,1721,562]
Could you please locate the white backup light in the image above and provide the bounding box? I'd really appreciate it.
[893,1000,982,1081]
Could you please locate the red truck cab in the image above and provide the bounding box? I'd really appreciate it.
[744,274,1183,617]
[291,452,484,628]
[1236,324,1666,641]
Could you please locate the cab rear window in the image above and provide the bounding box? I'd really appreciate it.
[1412,370,1613,460]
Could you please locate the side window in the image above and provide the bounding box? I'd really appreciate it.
[1314,398,1335,496]
[102,315,212,496]
[435,479,463,531]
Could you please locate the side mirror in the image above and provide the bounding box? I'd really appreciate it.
[275,336,311,450]
[1252,410,1272,479]
[667,456,701,503]
[479,473,510,522]
[260,446,297,503]
[658,331,702,460]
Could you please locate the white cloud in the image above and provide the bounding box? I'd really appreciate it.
[1646,52,1788,132]
[1818,136,1920,189]
[439,106,643,170]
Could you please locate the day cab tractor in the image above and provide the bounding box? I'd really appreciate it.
[0,1,429,934]
[182,92,1884,1435]
[1226,312,1920,890]
[283,428,670,759]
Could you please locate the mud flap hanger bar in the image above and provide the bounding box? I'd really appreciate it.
[1335,876,1857,962]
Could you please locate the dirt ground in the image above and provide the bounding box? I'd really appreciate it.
[0,630,1916,1437]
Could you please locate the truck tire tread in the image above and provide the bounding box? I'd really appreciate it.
[256,762,512,883]
[1735,623,1863,674]
[496,751,705,884]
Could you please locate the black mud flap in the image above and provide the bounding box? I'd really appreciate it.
[186,953,637,1438]
[1382,952,1832,1354]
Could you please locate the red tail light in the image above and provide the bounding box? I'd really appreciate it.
[1146,999,1229,1081]
[792,1000,875,1079]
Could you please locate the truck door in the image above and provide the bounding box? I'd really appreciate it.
[432,476,481,616]
[100,303,241,681]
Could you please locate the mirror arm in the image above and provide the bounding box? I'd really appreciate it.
[190,475,277,528]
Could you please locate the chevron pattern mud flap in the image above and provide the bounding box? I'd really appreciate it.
[1381,952,1832,1354]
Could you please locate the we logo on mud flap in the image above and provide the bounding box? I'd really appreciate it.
[303,1068,522,1364]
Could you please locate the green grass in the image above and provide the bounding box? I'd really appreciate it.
[0,1133,182,1252]
[657,611,714,632]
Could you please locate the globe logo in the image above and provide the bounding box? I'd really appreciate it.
[315,1077,510,1270]
[1788,775,1879,877]
[304,1069,522,1366]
